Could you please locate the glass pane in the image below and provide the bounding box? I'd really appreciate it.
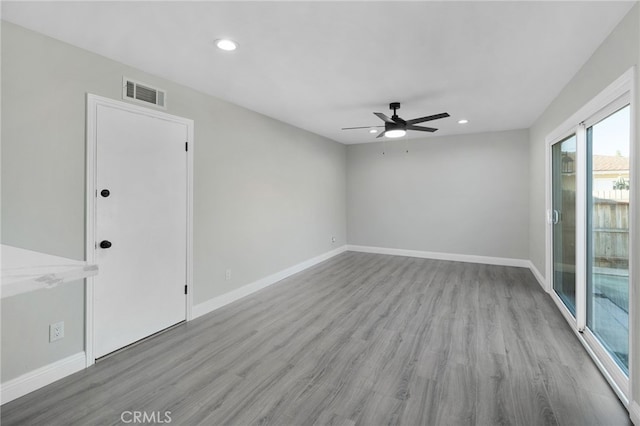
[587,104,630,374]
[552,135,577,315]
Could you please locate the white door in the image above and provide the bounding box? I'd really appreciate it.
[94,103,187,358]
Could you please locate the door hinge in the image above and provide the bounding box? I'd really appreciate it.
[184,284,188,295]
[185,141,188,152]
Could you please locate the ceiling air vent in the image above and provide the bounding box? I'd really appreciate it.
[122,77,166,108]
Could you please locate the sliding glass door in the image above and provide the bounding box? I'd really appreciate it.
[586,104,631,375]
[551,135,577,316]
[547,72,633,401]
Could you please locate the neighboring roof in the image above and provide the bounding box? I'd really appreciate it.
[593,155,629,172]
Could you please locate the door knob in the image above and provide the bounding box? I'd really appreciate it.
[100,189,110,197]
[100,240,112,249]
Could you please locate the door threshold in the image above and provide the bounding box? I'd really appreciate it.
[95,320,186,362]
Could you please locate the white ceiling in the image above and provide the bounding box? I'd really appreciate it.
[2,1,635,144]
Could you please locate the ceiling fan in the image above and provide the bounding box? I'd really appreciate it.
[342,102,450,138]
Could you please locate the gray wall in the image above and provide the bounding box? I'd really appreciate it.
[347,130,529,260]
[1,22,347,382]
[527,3,639,406]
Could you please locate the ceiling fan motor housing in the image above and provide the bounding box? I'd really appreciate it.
[385,122,404,131]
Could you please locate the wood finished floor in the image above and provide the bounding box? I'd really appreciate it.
[1,252,630,426]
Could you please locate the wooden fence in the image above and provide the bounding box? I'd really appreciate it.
[592,198,629,269]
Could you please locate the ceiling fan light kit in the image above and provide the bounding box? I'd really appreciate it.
[342,102,450,139]
[385,129,406,138]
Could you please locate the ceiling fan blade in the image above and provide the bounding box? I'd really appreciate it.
[406,124,438,132]
[406,112,450,125]
[341,126,384,130]
[374,112,394,124]
[376,131,387,139]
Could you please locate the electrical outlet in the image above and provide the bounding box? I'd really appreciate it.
[331,236,336,243]
[225,269,232,281]
[50,321,64,342]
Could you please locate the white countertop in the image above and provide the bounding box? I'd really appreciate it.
[1,245,98,299]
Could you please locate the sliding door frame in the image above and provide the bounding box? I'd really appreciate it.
[545,67,635,406]
[546,130,584,329]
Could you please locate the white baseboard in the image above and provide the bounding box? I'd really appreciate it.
[1,352,86,405]
[346,245,529,268]
[192,245,347,319]
[527,260,547,291]
[630,401,640,425]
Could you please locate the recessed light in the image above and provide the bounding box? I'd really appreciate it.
[215,39,238,51]
[458,119,469,124]
[385,129,406,138]
[369,129,378,134]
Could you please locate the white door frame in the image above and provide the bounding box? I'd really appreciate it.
[85,93,194,367]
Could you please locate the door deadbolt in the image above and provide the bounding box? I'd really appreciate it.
[100,240,112,249]
[100,189,110,197]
